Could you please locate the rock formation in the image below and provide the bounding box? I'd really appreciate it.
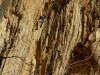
[0,0,100,75]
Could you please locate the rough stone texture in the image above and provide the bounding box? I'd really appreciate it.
[0,0,100,75]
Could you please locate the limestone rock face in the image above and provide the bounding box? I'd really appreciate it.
[0,0,100,75]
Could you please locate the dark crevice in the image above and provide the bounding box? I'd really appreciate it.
[0,0,22,73]
[15,0,22,12]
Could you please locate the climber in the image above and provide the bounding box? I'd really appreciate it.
[38,14,46,23]
[35,12,46,30]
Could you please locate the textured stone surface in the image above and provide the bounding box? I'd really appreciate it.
[0,0,100,75]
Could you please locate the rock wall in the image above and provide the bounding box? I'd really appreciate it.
[0,0,100,75]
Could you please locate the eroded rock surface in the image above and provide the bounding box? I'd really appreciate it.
[0,0,100,75]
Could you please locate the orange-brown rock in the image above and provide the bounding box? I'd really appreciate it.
[0,0,100,75]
